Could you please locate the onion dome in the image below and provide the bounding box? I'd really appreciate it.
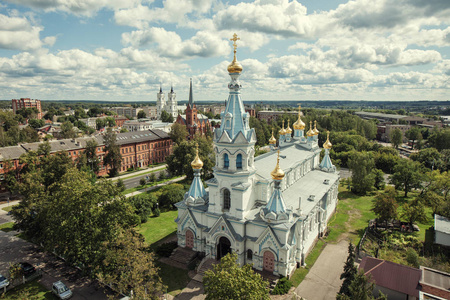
[279,120,286,135]
[293,105,305,130]
[323,131,332,149]
[306,121,314,137]
[286,119,292,134]
[269,129,276,144]
[191,143,203,170]
[270,150,285,180]
[227,33,243,74]
[313,120,320,135]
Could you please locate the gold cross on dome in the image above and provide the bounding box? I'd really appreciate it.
[230,33,240,51]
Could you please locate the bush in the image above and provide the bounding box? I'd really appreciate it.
[139,178,146,186]
[271,277,292,295]
[156,241,178,257]
[154,208,160,217]
[129,194,156,224]
[116,178,125,192]
[406,248,420,268]
[158,183,185,209]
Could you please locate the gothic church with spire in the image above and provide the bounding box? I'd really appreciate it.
[175,34,339,277]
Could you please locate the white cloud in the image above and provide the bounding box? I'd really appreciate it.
[122,28,229,58]
[0,13,55,50]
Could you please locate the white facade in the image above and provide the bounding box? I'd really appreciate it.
[435,215,450,247]
[157,86,178,120]
[175,49,339,277]
[123,120,173,133]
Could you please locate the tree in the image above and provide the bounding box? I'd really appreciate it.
[372,169,385,190]
[158,183,185,209]
[166,136,215,180]
[401,199,428,227]
[372,187,398,227]
[389,128,403,149]
[116,178,125,192]
[405,127,422,150]
[169,123,189,145]
[139,178,146,186]
[337,270,386,300]
[338,243,357,297]
[390,159,424,197]
[161,110,174,123]
[410,148,442,171]
[137,110,146,119]
[428,128,450,151]
[61,121,77,139]
[203,253,270,300]
[28,118,45,129]
[348,151,375,195]
[97,228,165,300]
[96,118,107,130]
[104,128,122,177]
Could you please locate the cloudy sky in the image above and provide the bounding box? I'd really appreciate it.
[0,0,449,102]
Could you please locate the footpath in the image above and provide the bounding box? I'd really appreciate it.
[108,164,167,181]
[124,176,186,198]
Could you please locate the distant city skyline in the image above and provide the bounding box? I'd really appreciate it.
[0,0,449,101]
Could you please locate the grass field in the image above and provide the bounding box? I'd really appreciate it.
[122,176,183,195]
[1,280,56,300]
[137,210,178,246]
[157,262,191,297]
[0,222,14,232]
[289,240,326,286]
[1,205,16,212]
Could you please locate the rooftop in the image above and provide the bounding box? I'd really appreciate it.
[435,214,450,234]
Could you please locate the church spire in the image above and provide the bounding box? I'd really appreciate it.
[185,143,207,206]
[188,78,194,108]
[159,83,162,93]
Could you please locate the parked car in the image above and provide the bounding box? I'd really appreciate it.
[19,262,36,276]
[0,274,9,289]
[52,281,72,299]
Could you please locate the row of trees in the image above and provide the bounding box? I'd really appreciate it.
[0,110,40,147]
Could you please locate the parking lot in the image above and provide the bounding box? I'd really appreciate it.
[0,230,112,299]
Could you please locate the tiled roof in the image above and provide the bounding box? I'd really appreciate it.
[0,146,27,161]
[359,257,421,298]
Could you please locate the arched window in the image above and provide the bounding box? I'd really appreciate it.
[247,249,253,260]
[224,153,229,169]
[223,188,231,210]
[236,154,242,169]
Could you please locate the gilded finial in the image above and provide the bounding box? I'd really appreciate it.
[323,131,332,149]
[286,119,292,134]
[271,150,285,180]
[306,121,314,137]
[313,120,320,135]
[227,33,243,74]
[269,129,277,144]
[279,120,286,135]
[293,104,305,130]
[191,143,203,170]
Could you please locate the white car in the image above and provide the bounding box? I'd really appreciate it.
[52,281,72,299]
[0,274,9,289]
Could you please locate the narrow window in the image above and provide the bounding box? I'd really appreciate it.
[224,153,229,169]
[236,154,242,169]
[247,249,253,260]
[223,189,231,210]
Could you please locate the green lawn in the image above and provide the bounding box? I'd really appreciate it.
[1,205,16,212]
[137,210,178,246]
[0,222,15,232]
[157,262,191,297]
[122,176,183,195]
[290,240,326,286]
[1,280,57,300]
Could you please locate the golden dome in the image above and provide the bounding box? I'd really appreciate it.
[270,150,285,180]
[286,119,292,134]
[227,33,243,74]
[191,143,203,170]
[306,121,314,137]
[279,120,286,135]
[293,105,305,130]
[313,120,320,135]
[323,131,332,149]
[269,129,276,144]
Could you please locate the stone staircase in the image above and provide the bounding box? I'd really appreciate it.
[192,257,217,282]
[159,247,198,270]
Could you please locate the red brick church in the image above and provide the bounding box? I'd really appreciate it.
[175,79,210,140]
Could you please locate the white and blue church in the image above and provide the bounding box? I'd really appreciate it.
[175,34,339,277]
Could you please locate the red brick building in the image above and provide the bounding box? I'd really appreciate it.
[0,129,172,183]
[12,98,43,119]
[175,79,211,140]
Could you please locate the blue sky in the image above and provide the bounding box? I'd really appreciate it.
[0,0,449,101]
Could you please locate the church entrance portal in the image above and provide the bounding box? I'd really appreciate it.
[185,230,194,248]
[216,237,231,260]
[263,251,275,272]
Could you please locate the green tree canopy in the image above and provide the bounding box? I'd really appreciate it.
[61,121,77,139]
[389,128,403,149]
[390,159,424,197]
[104,128,122,177]
[372,187,398,225]
[348,151,375,195]
[203,253,270,300]
[169,123,189,145]
[338,243,357,297]
[137,110,146,119]
[161,110,174,123]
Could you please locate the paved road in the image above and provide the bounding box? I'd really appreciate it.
[0,201,16,225]
[296,240,348,300]
[0,231,111,299]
